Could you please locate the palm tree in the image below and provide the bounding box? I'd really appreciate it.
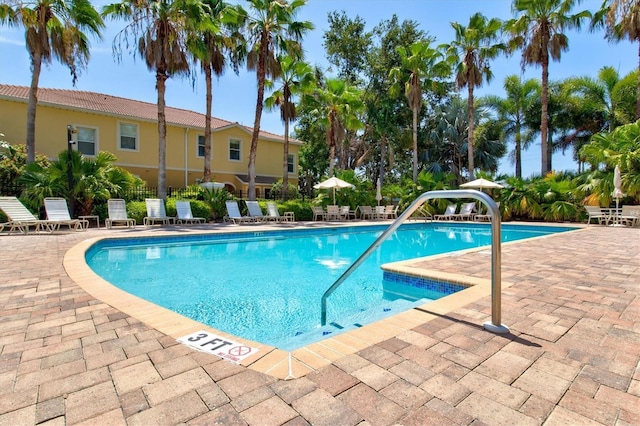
[309,78,364,177]
[389,40,449,183]
[188,0,243,184]
[445,12,505,181]
[239,0,313,201]
[564,66,621,132]
[265,55,315,200]
[481,75,539,178]
[103,0,207,199]
[592,0,640,119]
[0,0,104,164]
[507,0,591,175]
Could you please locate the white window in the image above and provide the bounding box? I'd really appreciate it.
[229,138,241,161]
[287,154,295,174]
[77,126,97,156]
[197,135,206,158]
[119,123,138,151]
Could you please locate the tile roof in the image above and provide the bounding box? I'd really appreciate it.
[0,84,290,142]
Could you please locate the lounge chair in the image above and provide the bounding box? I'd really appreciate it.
[452,202,476,221]
[434,204,457,220]
[144,198,175,226]
[474,202,500,222]
[584,205,608,225]
[245,201,267,222]
[176,201,206,225]
[225,201,255,224]
[266,202,294,222]
[312,206,326,221]
[408,205,432,222]
[619,205,640,227]
[0,196,52,234]
[106,199,136,229]
[44,198,87,231]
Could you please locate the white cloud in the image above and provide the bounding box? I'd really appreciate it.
[0,36,24,47]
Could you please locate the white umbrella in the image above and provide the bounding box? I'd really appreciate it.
[613,165,624,223]
[460,178,504,190]
[376,178,382,206]
[314,176,355,204]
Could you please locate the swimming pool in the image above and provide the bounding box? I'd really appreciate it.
[86,222,576,350]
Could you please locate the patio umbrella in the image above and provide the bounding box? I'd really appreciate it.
[460,178,503,214]
[613,165,624,220]
[460,177,504,190]
[376,178,382,206]
[314,176,355,204]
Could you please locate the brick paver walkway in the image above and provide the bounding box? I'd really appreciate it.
[0,224,638,425]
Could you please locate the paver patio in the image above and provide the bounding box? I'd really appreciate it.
[0,222,638,425]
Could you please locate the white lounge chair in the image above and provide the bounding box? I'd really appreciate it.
[0,196,52,234]
[44,198,86,231]
[452,202,476,221]
[266,202,294,222]
[584,205,608,225]
[144,198,175,226]
[225,201,255,224]
[106,199,136,229]
[175,201,206,224]
[474,202,500,222]
[434,204,457,221]
[619,205,640,227]
[245,201,267,222]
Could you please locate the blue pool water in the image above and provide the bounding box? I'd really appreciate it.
[86,223,575,350]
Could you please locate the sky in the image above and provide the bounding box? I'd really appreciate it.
[0,0,636,178]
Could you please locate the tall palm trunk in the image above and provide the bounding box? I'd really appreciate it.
[412,106,418,182]
[203,63,213,183]
[328,109,337,177]
[637,41,640,120]
[248,35,269,201]
[515,120,522,178]
[541,51,550,175]
[467,84,475,180]
[157,70,168,200]
[282,118,289,200]
[26,50,43,164]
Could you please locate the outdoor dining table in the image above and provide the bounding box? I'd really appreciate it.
[600,208,622,225]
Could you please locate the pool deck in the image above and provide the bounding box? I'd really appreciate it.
[0,221,638,425]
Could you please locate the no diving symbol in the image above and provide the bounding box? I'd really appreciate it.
[228,346,251,357]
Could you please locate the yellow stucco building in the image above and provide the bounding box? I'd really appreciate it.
[0,85,300,198]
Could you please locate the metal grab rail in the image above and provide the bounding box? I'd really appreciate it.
[320,189,509,334]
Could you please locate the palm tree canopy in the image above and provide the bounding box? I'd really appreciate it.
[508,0,591,67]
[446,12,505,90]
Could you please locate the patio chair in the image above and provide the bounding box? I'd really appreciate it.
[326,205,341,221]
[225,201,255,224]
[584,205,608,225]
[451,202,476,221]
[619,205,640,227]
[384,204,399,219]
[434,204,458,221]
[106,198,136,229]
[44,198,87,231]
[375,205,386,219]
[340,205,355,220]
[176,201,206,225]
[311,206,326,221]
[245,201,267,222]
[358,206,375,220]
[0,196,52,234]
[144,198,175,226]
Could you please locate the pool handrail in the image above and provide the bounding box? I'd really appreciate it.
[320,189,509,334]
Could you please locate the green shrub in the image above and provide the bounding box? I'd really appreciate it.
[126,201,147,225]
